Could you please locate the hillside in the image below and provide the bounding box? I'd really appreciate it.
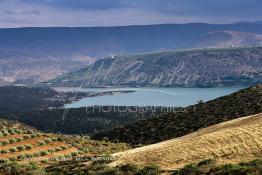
[48,47,262,88]
[196,31,262,48]
[1,22,262,86]
[94,85,262,145]
[0,119,129,175]
[0,86,91,115]
[110,113,262,170]
[0,49,94,85]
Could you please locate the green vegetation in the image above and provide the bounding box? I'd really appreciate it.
[173,159,262,175]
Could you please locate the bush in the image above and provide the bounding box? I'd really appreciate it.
[47,149,55,153]
[57,137,64,141]
[9,157,17,161]
[33,152,40,157]
[9,138,16,144]
[44,138,52,144]
[55,147,62,152]
[40,151,49,156]
[15,138,22,142]
[23,135,31,140]
[197,159,216,166]
[136,165,161,175]
[37,140,46,146]
[0,149,9,154]
[1,140,9,145]
[9,147,17,152]
[17,145,25,151]
[17,154,26,160]
[0,158,8,163]
[25,144,33,150]
[119,163,139,173]
[60,146,68,150]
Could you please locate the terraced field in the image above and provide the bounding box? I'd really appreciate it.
[0,128,78,164]
[111,113,262,170]
[0,119,130,175]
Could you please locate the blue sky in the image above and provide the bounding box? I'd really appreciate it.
[0,0,261,27]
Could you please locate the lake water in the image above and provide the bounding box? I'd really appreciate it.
[55,87,244,108]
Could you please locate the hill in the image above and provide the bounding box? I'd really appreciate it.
[47,47,262,88]
[94,85,262,145]
[110,113,262,170]
[195,31,262,48]
[1,22,262,85]
[0,86,91,115]
[0,119,129,175]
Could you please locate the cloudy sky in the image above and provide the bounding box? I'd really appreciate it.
[0,0,261,28]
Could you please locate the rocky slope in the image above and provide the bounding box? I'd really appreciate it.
[0,50,94,85]
[48,47,262,87]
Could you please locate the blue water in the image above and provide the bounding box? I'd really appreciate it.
[54,87,243,108]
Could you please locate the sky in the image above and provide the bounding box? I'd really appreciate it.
[0,0,261,28]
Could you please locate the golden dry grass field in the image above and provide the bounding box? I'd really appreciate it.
[111,113,262,170]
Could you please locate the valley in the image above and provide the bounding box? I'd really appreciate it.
[0,9,262,175]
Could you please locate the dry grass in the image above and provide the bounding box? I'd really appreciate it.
[111,113,262,170]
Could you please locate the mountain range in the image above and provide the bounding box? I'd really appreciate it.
[47,47,262,88]
[1,22,262,85]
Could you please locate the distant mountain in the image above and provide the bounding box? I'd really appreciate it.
[1,23,262,85]
[0,50,94,85]
[94,85,262,145]
[47,47,262,88]
[195,31,262,48]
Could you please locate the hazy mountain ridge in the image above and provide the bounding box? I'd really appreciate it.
[196,31,262,48]
[1,22,262,85]
[48,47,262,88]
[0,50,94,85]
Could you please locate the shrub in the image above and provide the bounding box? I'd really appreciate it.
[0,149,9,154]
[1,140,9,145]
[33,152,40,157]
[17,145,25,151]
[17,154,26,160]
[25,144,33,150]
[15,138,22,142]
[137,165,161,175]
[55,147,62,152]
[9,147,17,152]
[119,163,139,173]
[23,135,31,140]
[57,137,64,141]
[51,137,58,142]
[9,138,16,144]
[44,138,52,144]
[47,149,55,153]
[40,151,48,156]
[9,157,17,161]
[0,158,8,163]
[60,146,68,150]
[197,159,216,166]
[25,153,33,158]
[177,164,204,175]
[37,140,46,146]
